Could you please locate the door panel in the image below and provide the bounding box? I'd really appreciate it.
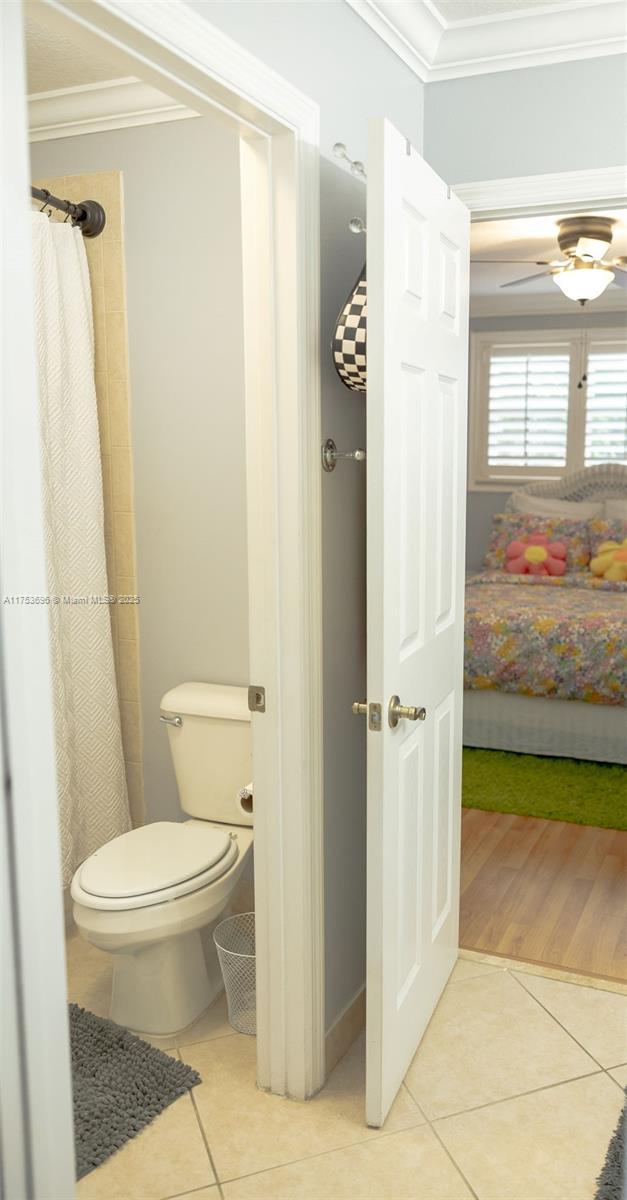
[366,118,470,1127]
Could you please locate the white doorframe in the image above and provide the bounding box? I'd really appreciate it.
[4,17,324,1196]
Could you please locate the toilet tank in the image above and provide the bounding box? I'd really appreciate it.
[160,682,252,827]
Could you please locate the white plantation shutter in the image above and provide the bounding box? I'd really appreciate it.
[487,351,570,470]
[584,347,627,465]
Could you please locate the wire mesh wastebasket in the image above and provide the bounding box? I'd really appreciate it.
[213,912,256,1035]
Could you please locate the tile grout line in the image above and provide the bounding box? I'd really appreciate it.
[425,1116,480,1200]
[188,1085,225,1200]
[407,1087,480,1200]
[410,1069,606,1125]
[510,968,612,1074]
[213,1112,437,1189]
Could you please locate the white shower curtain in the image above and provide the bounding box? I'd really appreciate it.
[31,211,131,886]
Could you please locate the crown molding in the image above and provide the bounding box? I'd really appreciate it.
[453,165,627,219]
[28,76,198,141]
[345,0,627,82]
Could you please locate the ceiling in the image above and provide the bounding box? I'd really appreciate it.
[24,4,129,93]
[470,208,627,311]
[428,0,590,24]
[345,0,626,80]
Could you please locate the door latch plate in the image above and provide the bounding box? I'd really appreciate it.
[248,685,266,713]
[369,703,382,732]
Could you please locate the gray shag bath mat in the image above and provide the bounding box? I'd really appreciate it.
[70,1003,201,1179]
[595,1091,626,1200]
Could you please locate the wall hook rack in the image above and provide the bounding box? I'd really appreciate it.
[333,142,367,181]
[322,438,366,472]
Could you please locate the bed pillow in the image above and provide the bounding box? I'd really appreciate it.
[588,516,627,558]
[605,498,627,520]
[484,512,591,573]
[510,491,603,519]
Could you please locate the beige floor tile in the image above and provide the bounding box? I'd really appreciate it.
[404,969,597,1120]
[513,970,627,1068]
[608,1063,627,1088]
[449,956,504,983]
[222,1124,473,1199]
[185,1030,424,1182]
[76,1093,215,1200]
[177,991,234,1047]
[437,1071,624,1200]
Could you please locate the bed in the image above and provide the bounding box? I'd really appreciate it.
[463,464,627,765]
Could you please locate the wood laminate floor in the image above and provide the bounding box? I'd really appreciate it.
[460,807,627,983]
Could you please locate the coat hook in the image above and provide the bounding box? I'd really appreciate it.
[322,438,366,472]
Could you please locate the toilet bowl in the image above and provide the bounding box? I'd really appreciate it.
[71,683,254,1036]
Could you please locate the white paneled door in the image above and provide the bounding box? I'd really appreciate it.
[365,119,470,1127]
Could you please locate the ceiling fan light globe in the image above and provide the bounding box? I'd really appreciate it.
[553,265,614,303]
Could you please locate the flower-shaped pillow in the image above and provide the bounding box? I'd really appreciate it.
[589,539,627,582]
[485,513,590,573]
[506,533,567,576]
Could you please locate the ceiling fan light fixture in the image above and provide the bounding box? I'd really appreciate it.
[553,262,615,305]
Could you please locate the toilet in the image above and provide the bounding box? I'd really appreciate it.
[71,682,254,1036]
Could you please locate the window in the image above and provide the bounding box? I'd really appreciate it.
[469,330,627,489]
[584,346,627,466]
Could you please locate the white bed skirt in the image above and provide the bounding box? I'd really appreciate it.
[463,691,627,765]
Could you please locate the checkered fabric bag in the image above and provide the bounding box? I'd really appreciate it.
[332,264,367,393]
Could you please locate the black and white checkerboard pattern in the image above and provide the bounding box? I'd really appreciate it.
[332,266,367,393]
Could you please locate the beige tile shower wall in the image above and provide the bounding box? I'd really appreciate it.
[34,171,144,827]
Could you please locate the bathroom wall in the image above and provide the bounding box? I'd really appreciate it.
[31,115,248,829]
[465,310,627,569]
[189,0,425,1037]
[32,168,144,826]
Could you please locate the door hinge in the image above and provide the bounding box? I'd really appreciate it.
[248,685,266,713]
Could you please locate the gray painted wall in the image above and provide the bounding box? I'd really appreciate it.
[466,310,627,569]
[425,54,627,184]
[188,0,423,163]
[190,0,425,1031]
[32,116,249,827]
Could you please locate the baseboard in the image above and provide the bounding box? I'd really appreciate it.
[325,985,366,1075]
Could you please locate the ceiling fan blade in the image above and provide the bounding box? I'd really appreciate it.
[500,269,553,289]
[610,266,627,289]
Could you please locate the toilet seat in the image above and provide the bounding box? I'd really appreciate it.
[72,821,239,912]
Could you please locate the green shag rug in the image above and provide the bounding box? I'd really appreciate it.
[462,748,627,830]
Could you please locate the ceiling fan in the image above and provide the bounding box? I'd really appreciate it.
[472,216,627,305]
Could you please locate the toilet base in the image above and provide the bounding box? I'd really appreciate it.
[110,928,223,1036]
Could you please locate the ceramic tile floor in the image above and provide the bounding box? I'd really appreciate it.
[67,931,626,1200]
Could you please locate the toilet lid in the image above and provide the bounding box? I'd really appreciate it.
[79,821,232,899]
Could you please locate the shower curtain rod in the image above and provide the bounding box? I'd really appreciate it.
[31,186,106,238]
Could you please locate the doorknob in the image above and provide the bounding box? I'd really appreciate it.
[388,696,427,729]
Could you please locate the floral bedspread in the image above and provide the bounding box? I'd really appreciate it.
[464,572,627,706]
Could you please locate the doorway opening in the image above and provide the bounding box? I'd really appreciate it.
[460,205,627,983]
[4,1,324,1190]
